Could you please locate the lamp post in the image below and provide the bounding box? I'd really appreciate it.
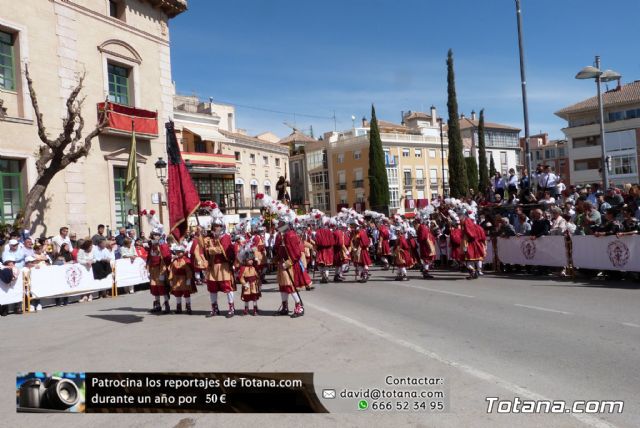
[154,157,167,224]
[515,0,532,177]
[438,118,446,197]
[575,56,621,188]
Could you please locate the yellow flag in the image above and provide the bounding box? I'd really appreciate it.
[125,123,138,206]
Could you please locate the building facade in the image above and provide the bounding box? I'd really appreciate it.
[306,108,449,215]
[556,80,640,186]
[173,94,289,220]
[278,130,316,208]
[0,0,186,235]
[521,133,571,184]
[459,112,521,176]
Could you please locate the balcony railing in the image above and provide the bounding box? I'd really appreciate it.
[403,178,412,188]
[97,102,158,138]
[430,179,439,186]
[336,182,347,190]
[415,178,425,186]
[352,179,364,188]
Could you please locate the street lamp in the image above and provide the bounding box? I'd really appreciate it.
[575,56,621,188]
[154,157,167,224]
[154,157,167,185]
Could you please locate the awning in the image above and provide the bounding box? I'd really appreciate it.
[235,178,244,185]
[250,179,259,186]
[183,126,233,143]
[264,179,272,186]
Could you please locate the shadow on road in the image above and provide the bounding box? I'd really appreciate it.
[86,314,144,324]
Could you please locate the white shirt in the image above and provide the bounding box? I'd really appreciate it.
[507,174,518,187]
[52,235,71,254]
[77,249,95,266]
[93,246,113,262]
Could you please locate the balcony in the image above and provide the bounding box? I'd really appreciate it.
[403,178,413,188]
[352,179,364,188]
[430,179,439,186]
[97,102,158,139]
[336,182,347,190]
[182,152,237,174]
[415,178,425,187]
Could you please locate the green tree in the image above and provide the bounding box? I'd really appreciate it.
[465,157,479,194]
[477,109,490,193]
[368,104,390,213]
[445,49,468,198]
[489,153,497,177]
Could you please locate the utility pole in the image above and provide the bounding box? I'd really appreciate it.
[515,0,532,176]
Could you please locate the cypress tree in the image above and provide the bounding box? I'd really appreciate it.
[368,104,390,213]
[477,109,490,193]
[489,153,497,177]
[445,49,468,198]
[465,157,479,194]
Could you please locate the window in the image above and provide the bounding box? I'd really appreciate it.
[415,148,422,158]
[250,184,258,203]
[313,192,329,211]
[558,148,565,157]
[109,0,125,20]
[0,159,23,222]
[250,153,256,164]
[544,149,556,159]
[275,158,280,167]
[402,148,410,157]
[443,169,449,185]
[574,158,601,171]
[387,167,398,186]
[193,175,234,208]
[337,153,344,164]
[573,136,600,149]
[500,151,507,165]
[310,171,329,190]
[0,31,15,91]
[195,139,206,153]
[389,188,400,210]
[403,169,412,187]
[113,166,135,228]
[429,149,436,158]
[535,151,542,161]
[354,150,361,160]
[264,184,271,196]
[353,169,364,188]
[611,155,637,175]
[441,150,447,158]
[235,183,244,208]
[464,149,470,157]
[263,156,268,166]
[234,151,241,161]
[429,169,438,186]
[108,63,131,105]
[337,171,346,190]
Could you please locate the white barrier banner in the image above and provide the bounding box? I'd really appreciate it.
[0,271,24,305]
[115,257,149,288]
[484,239,494,264]
[572,235,640,271]
[497,236,567,267]
[29,264,112,298]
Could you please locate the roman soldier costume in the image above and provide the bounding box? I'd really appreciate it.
[314,215,335,283]
[332,222,350,282]
[168,247,193,314]
[147,242,170,314]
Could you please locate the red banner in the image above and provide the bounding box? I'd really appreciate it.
[98,102,158,135]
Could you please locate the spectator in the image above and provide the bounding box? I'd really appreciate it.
[32,243,52,266]
[120,238,137,294]
[69,232,78,249]
[54,242,74,265]
[506,168,518,196]
[3,239,25,269]
[540,191,556,209]
[548,207,568,235]
[530,209,550,238]
[134,239,148,261]
[114,227,127,247]
[605,187,624,208]
[493,172,505,199]
[498,217,516,237]
[513,208,531,236]
[22,238,35,258]
[92,224,107,246]
[594,209,622,237]
[24,257,43,312]
[76,240,95,303]
[52,227,71,255]
[126,209,138,230]
[582,202,602,235]
[0,257,21,316]
[518,168,530,196]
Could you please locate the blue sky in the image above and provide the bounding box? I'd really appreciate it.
[170,0,640,139]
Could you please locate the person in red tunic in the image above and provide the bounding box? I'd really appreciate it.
[147,240,170,313]
[314,218,335,283]
[350,220,372,283]
[415,216,436,279]
[238,244,261,315]
[332,221,350,282]
[377,220,392,270]
[168,246,193,314]
[274,222,309,317]
[461,215,487,279]
[394,224,413,281]
[205,221,236,318]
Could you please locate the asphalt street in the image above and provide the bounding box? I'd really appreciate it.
[2,267,639,428]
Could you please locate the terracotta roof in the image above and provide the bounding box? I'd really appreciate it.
[555,80,640,118]
[403,112,432,121]
[219,129,285,148]
[278,130,317,145]
[458,117,520,132]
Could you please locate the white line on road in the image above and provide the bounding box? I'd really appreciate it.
[308,302,617,428]
[394,282,475,298]
[621,322,640,328]
[514,304,573,315]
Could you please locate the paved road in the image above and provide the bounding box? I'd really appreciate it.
[2,268,639,427]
